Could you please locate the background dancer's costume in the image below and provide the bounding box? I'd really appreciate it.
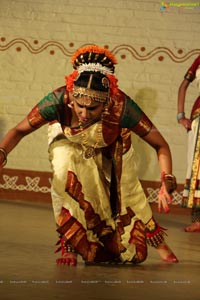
[179,55,200,227]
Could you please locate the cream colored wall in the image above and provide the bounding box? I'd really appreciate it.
[0,0,199,183]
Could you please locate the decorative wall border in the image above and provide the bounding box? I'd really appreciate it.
[0,37,200,63]
[0,168,184,206]
[0,168,52,203]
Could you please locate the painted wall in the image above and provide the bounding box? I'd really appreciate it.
[0,0,200,186]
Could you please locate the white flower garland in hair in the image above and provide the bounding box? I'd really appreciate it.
[77,63,113,75]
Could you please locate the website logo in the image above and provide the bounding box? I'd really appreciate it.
[160,1,200,11]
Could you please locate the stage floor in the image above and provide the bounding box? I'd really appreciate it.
[0,199,199,300]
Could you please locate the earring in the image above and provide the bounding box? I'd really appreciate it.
[68,101,74,108]
[102,103,110,116]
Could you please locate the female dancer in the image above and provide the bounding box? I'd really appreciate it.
[0,45,178,265]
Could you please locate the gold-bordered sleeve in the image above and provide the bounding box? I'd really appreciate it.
[131,113,153,137]
[120,95,153,137]
[27,86,67,128]
[184,70,195,82]
[27,105,49,128]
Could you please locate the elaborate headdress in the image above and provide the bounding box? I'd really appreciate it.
[71,45,117,73]
[65,45,118,103]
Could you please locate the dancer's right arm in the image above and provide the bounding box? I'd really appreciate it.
[0,89,63,168]
[0,117,37,168]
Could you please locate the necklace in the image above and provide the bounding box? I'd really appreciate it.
[79,121,102,159]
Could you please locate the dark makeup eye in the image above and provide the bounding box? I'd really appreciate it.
[87,106,98,111]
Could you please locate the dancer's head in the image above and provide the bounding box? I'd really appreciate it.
[66,45,118,104]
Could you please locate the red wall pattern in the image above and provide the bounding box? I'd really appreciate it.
[1,37,200,62]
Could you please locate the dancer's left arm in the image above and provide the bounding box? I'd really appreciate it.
[141,125,176,213]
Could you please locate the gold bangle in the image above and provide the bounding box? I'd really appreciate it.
[0,148,7,167]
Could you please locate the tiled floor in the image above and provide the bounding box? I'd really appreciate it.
[0,199,199,300]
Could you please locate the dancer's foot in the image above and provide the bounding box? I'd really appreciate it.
[156,242,179,263]
[55,238,77,266]
[56,252,77,266]
[184,222,200,232]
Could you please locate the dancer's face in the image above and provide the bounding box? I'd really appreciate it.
[72,95,104,124]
